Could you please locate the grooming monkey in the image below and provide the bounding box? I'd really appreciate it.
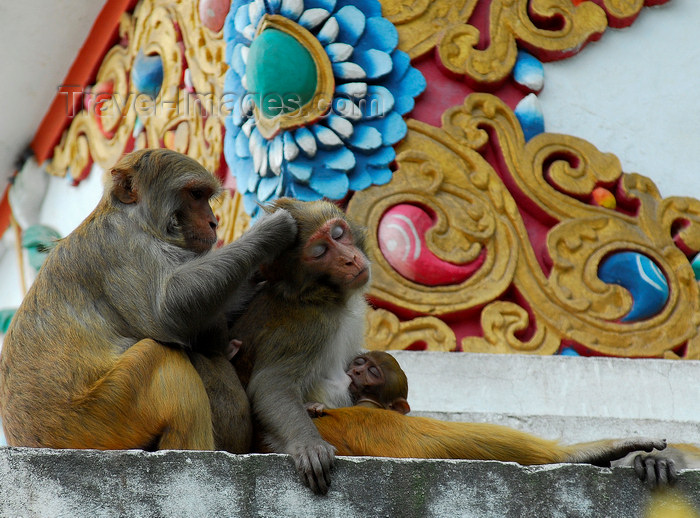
[312,351,668,467]
[232,198,370,495]
[0,149,296,453]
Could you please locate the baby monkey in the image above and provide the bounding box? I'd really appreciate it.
[311,351,668,468]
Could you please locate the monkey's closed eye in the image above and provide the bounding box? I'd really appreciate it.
[331,225,344,240]
[310,244,327,258]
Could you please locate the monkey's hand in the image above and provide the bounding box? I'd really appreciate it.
[289,440,336,495]
[565,437,667,467]
[249,208,298,255]
[304,402,326,418]
[630,452,679,489]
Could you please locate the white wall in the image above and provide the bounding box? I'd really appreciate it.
[540,0,700,199]
[0,164,104,310]
[0,0,108,201]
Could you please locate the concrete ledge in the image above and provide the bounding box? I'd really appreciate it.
[1,448,699,517]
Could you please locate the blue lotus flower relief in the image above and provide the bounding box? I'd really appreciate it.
[223,0,426,216]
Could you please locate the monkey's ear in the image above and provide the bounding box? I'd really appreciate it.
[267,197,296,214]
[388,397,410,415]
[111,168,139,204]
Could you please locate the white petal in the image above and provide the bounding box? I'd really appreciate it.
[325,43,353,63]
[240,45,249,65]
[312,125,343,149]
[336,82,367,98]
[317,17,339,45]
[280,0,304,20]
[298,8,331,30]
[294,127,318,157]
[269,136,284,175]
[283,132,299,161]
[248,0,265,28]
[334,98,362,121]
[242,118,255,138]
[241,74,248,90]
[242,25,256,42]
[249,130,266,173]
[258,147,269,177]
[325,114,354,140]
[332,62,366,80]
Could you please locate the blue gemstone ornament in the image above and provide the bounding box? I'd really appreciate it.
[598,251,669,322]
[131,51,164,99]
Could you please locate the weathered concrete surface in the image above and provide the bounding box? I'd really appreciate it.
[1,448,699,518]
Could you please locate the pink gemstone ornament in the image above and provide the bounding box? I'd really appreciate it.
[378,204,485,286]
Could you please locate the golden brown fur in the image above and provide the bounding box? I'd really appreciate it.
[315,407,666,466]
[0,149,296,451]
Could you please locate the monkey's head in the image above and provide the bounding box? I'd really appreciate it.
[262,198,370,302]
[347,351,410,415]
[107,149,221,253]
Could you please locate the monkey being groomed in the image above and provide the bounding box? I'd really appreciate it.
[0,149,297,453]
[232,197,370,495]
[228,200,668,495]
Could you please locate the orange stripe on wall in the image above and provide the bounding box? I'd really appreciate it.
[31,0,138,163]
[0,187,10,236]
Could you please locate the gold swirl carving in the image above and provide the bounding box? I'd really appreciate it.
[348,115,518,315]
[351,93,700,357]
[211,189,252,246]
[461,302,560,355]
[365,308,456,352]
[381,0,656,85]
[48,0,227,179]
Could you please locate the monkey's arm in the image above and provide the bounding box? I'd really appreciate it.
[157,210,296,338]
[248,366,335,495]
[562,437,667,466]
[314,408,665,466]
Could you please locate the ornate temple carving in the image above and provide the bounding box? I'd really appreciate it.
[48,0,227,181]
[47,0,691,358]
[349,94,700,358]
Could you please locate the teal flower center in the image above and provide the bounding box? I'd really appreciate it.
[246,28,318,118]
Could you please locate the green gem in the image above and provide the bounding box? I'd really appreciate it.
[246,28,318,118]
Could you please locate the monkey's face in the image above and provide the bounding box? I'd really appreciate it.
[109,149,221,254]
[347,354,385,402]
[302,218,370,290]
[174,182,219,254]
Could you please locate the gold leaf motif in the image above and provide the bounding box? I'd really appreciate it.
[382,0,654,85]
[365,308,456,352]
[211,189,251,246]
[348,114,518,316]
[48,0,227,179]
[382,0,477,60]
[461,301,560,355]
